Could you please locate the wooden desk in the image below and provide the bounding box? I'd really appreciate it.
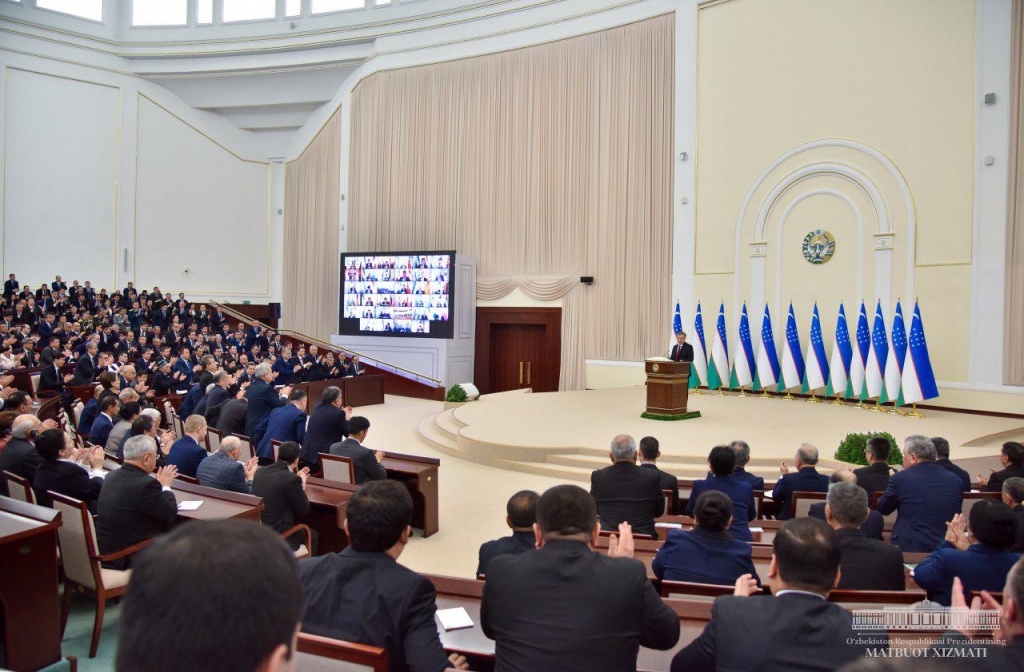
[342,374,385,407]
[384,452,439,537]
[170,479,263,523]
[304,477,354,554]
[0,497,63,671]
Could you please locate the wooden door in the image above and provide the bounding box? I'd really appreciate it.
[475,308,561,394]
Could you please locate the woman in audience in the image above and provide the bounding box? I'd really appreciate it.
[653,490,761,586]
[686,445,758,541]
[0,345,23,372]
[32,428,105,510]
[914,500,1021,605]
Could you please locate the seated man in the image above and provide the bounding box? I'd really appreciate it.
[638,436,678,492]
[482,484,679,669]
[852,436,895,496]
[96,435,179,569]
[671,517,882,672]
[933,436,972,492]
[729,440,765,491]
[913,500,1020,606]
[32,429,105,510]
[116,520,304,672]
[0,414,45,495]
[477,490,539,577]
[252,440,315,552]
[686,446,756,541]
[1003,477,1024,553]
[328,416,386,484]
[771,443,829,520]
[877,435,963,553]
[299,480,467,672]
[808,469,885,540]
[654,490,759,586]
[823,481,905,591]
[590,434,664,538]
[165,415,209,479]
[981,441,1024,493]
[197,436,258,494]
[88,395,120,449]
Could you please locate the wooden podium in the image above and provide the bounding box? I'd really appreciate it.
[643,360,699,420]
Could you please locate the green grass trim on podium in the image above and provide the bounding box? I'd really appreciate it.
[641,411,702,421]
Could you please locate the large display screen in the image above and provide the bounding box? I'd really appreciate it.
[339,251,455,339]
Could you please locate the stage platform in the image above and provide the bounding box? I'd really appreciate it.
[417,387,1024,483]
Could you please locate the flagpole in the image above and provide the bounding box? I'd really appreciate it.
[830,392,845,406]
[807,389,821,403]
[906,402,923,418]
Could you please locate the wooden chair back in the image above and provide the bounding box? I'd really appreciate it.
[49,492,101,591]
[207,427,223,453]
[234,434,255,462]
[827,589,926,609]
[790,491,827,519]
[270,439,282,462]
[3,470,36,505]
[321,453,356,484]
[295,632,389,672]
[598,529,654,540]
[962,492,1001,519]
[660,580,758,599]
[172,413,185,441]
[72,401,85,429]
[30,372,41,397]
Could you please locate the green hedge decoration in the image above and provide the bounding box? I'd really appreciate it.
[640,411,702,422]
[834,431,902,466]
[445,384,468,403]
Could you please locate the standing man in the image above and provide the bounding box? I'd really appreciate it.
[853,436,896,496]
[669,331,694,363]
[300,386,351,473]
[245,362,292,445]
[256,389,308,463]
[252,440,314,552]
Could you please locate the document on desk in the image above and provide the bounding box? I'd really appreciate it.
[436,607,474,631]
[177,500,203,511]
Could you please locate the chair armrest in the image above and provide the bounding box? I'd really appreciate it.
[280,524,311,549]
[94,537,155,563]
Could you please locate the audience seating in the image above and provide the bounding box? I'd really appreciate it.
[234,435,255,462]
[962,492,1001,518]
[659,580,761,599]
[597,529,654,541]
[3,470,36,504]
[206,427,223,453]
[270,439,282,462]
[295,632,389,672]
[161,400,175,429]
[50,492,154,658]
[30,372,41,397]
[176,474,199,485]
[71,402,85,430]
[171,413,185,441]
[789,491,827,519]
[321,454,356,484]
[661,489,676,516]
[282,523,314,560]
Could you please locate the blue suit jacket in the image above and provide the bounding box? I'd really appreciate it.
[78,399,99,436]
[88,413,115,449]
[272,356,297,385]
[256,404,307,460]
[772,467,829,519]
[652,528,760,586]
[686,475,756,541]
[197,451,250,494]
[913,541,1021,606]
[245,379,287,443]
[732,467,765,492]
[166,436,207,478]
[877,461,963,553]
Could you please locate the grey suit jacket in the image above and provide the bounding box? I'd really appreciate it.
[328,437,387,484]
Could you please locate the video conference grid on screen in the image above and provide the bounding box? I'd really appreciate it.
[340,252,453,338]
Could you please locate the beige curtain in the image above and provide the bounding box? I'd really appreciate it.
[1008,1,1024,386]
[283,111,341,340]
[477,275,585,390]
[349,14,674,362]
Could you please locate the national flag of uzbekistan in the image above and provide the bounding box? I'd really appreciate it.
[754,304,780,391]
[706,303,730,390]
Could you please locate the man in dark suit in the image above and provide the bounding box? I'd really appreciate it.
[654,490,760,586]
[244,363,292,445]
[328,416,386,484]
[72,342,98,385]
[256,389,307,463]
[590,434,665,538]
[687,446,756,541]
[669,331,694,363]
[216,396,248,437]
[1003,477,1024,553]
[771,443,830,519]
[638,435,678,492]
[823,481,905,590]
[3,273,18,299]
[96,435,179,569]
[477,490,539,577]
[299,480,468,672]
[729,440,765,491]
[878,435,963,553]
[808,470,885,540]
[39,352,73,406]
[32,430,105,510]
[197,436,258,494]
[0,415,44,496]
[165,415,209,479]
[482,484,679,669]
[252,441,314,552]
[88,395,120,449]
[671,517,882,672]
[933,436,972,492]
[853,436,896,496]
[981,441,1024,493]
[300,386,351,472]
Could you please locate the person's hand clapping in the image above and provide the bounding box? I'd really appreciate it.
[945,513,970,550]
[244,456,259,481]
[779,461,790,475]
[733,574,759,597]
[298,466,310,487]
[156,465,178,487]
[606,521,634,559]
[41,419,59,430]
[447,653,469,670]
[88,445,105,470]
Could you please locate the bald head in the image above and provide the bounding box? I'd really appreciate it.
[610,434,637,462]
[12,414,41,440]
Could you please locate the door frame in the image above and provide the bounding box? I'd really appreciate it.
[474,307,561,394]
